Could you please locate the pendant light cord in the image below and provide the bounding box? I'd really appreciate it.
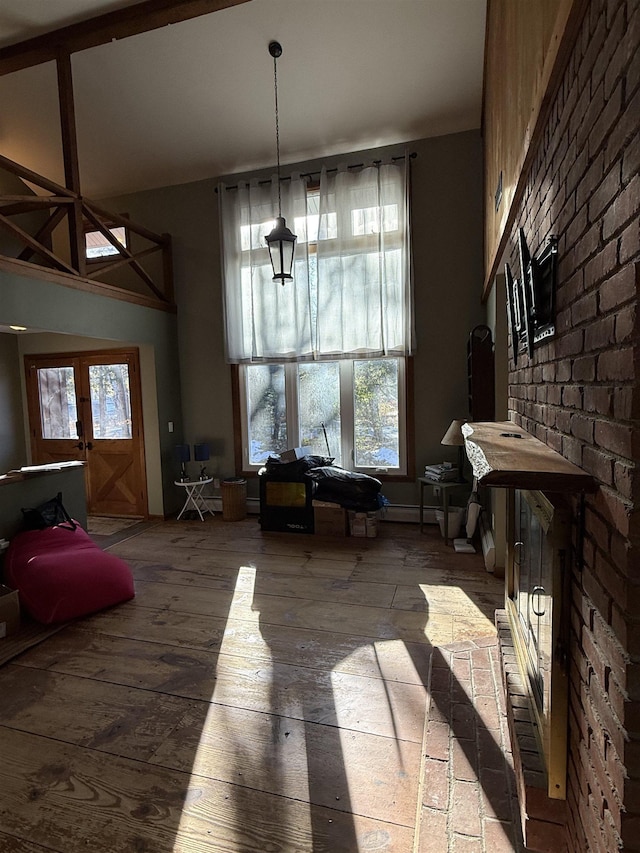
[273,51,282,218]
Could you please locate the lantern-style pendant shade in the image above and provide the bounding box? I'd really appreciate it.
[265,216,297,284]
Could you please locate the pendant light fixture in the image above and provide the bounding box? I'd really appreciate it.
[264,40,297,284]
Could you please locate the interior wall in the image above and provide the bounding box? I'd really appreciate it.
[0,270,183,516]
[0,333,27,472]
[103,130,487,507]
[503,0,639,848]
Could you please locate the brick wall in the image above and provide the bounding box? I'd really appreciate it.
[504,0,639,850]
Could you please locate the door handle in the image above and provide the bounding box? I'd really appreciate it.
[74,441,84,450]
[531,585,546,617]
[86,441,93,451]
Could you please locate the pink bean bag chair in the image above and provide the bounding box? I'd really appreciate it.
[4,524,135,624]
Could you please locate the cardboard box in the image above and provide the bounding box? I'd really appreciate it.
[348,511,367,537]
[0,585,20,639]
[313,500,348,536]
[280,447,308,463]
[348,510,378,538]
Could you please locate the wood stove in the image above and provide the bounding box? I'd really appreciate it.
[507,488,570,799]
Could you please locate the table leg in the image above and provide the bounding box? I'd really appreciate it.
[193,487,205,521]
[193,485,214,520]
[443,488,450,544]
[420,480,426,533]
[177,483,213,521]
[177,490,192,521]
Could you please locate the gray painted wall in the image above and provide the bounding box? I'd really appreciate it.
[103,130,487,508]
[0,333,27,472]
[0,467,87,540]
[0,272,183,515]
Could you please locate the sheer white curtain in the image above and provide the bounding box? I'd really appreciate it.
[219,156,413,363]
[316,161,412,357]
[220,175,312,362]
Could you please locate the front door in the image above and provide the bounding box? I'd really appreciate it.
[25,348,147,517]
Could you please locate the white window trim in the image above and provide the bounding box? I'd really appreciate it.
[238,357,407,476]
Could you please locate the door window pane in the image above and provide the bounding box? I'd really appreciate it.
[89,364,132,439]
[246,364,287,464]
[37,367,78,439]
[298,362,341,465]
[353,359,399,467]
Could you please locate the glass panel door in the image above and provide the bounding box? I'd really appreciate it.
[25,349,146,517]
[88,363,132,439]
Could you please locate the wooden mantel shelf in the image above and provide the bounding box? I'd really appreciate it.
[462,421,596,492]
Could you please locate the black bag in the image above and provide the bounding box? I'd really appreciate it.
[21,492,77,531]
[263,455,334,481]
[304,466,383,510]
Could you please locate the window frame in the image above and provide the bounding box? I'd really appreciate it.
[83,215,130,264]
[231,357,415,482]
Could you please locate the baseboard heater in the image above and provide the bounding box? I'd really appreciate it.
[480,514,496,572]
[202,496,438,524]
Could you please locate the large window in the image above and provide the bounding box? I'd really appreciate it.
[240,357,406,474]
[220,156,413,475]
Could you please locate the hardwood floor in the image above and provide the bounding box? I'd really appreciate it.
[0,517,504,852]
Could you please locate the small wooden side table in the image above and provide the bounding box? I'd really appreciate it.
[175,478,214,521]
[418,476,465,543]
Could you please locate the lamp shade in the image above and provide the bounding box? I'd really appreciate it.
[265,216,296,284]
[174,444,190,463]
[441,419,466,446]
[194,443,210,462]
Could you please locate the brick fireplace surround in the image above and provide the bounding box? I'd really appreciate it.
[501,0,639,849]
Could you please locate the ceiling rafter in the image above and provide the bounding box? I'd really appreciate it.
[0,0,250,76]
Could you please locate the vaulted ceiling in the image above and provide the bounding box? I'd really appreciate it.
[0,0,486,199]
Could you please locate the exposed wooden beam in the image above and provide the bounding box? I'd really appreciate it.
[85,244,161,278]
[82,205,166,301]
[0,256,176,312]
[84,199,167,245]
[17,207,67,262]
[0,0,251,76]
[0,212,77,274]
[0,197,73,216]
[0,153,77,197]
[56,53,86,276]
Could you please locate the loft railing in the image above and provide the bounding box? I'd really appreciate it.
[0,153,173,305]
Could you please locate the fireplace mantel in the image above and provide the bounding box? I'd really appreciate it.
[462,421,596,492]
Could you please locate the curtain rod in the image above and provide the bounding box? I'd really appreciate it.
[217,151,417,192]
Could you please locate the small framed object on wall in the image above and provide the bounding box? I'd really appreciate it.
[505,230,558,363]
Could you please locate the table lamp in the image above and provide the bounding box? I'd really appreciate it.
[175,444,190,482]
[441,419,466,481]
[194,443,210,480]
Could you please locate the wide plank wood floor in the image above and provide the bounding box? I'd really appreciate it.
[0,517,503,853]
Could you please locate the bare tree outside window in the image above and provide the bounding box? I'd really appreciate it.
[247,365,288,464]
[37,367,77,439]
